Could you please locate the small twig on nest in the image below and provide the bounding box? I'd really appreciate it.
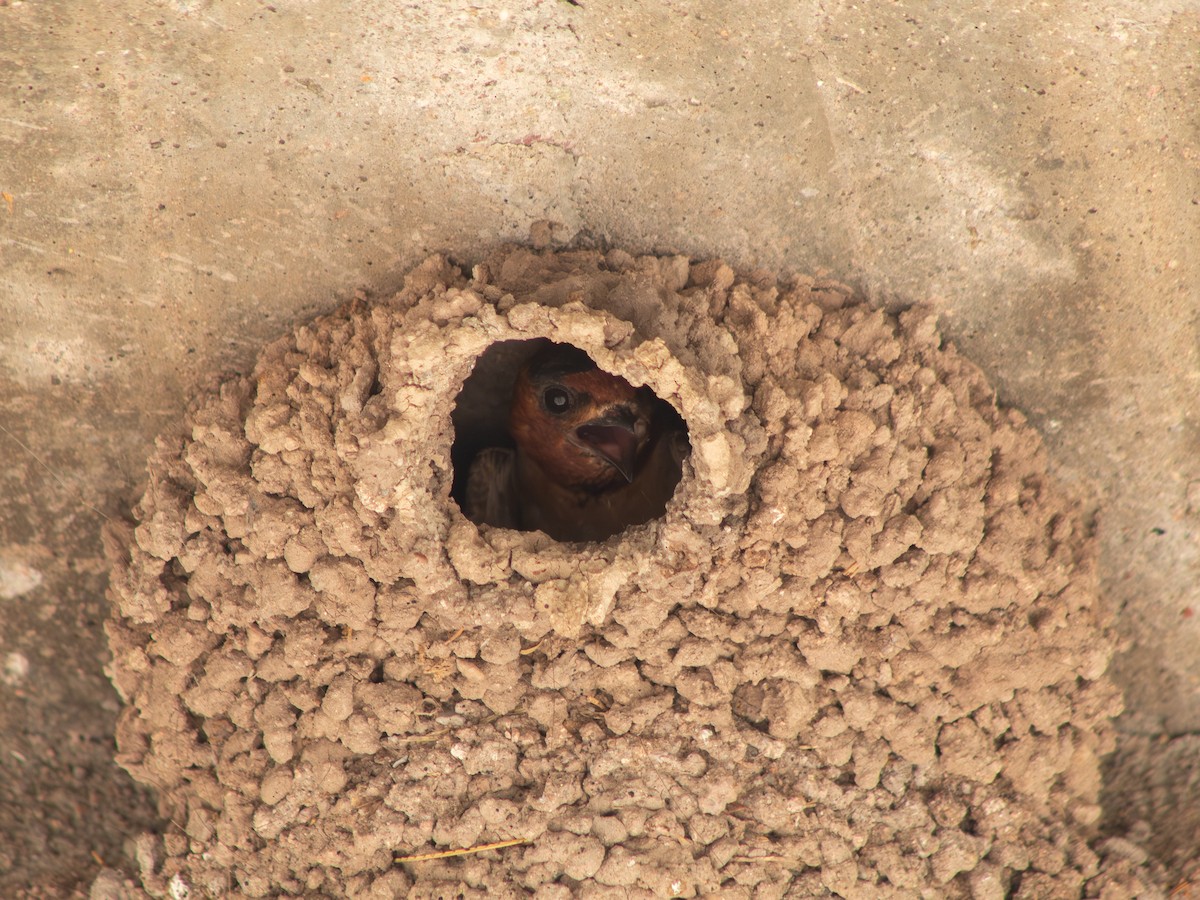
[731,854,796,864]
[390,728,451,746]
[395,837,531,863]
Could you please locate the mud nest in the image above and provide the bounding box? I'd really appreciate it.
[104,247,1142,898]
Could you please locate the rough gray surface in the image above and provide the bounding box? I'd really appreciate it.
[1,0,1197,894]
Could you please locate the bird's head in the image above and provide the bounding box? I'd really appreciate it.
[509,344,653,492]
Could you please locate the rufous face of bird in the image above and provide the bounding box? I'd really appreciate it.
[509,345,653,493]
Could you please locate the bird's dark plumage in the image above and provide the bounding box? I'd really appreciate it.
[464,343,688,542]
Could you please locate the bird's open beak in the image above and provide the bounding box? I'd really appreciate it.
[574,407,641,483]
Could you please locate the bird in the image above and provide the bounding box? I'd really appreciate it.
[464,342,688,542]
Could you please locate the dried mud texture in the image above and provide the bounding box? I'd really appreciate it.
[105,247,1148,898]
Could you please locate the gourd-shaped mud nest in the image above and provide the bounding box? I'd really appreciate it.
[105,247,1135,898]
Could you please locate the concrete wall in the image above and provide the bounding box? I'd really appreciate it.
[1,0,1196,890]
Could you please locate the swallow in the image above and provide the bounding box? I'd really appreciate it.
[464,343,688,542]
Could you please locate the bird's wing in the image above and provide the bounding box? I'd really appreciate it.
[464,447,519,529]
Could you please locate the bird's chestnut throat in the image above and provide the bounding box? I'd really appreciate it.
[526,416,646,493]
[573,421,640,483]
[570,403,643,483]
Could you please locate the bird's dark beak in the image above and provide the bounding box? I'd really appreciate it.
[574,407,640,483]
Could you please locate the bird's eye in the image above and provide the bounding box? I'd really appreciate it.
[542,386,573,414]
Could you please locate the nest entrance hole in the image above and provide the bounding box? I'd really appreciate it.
[450,338,689,541]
